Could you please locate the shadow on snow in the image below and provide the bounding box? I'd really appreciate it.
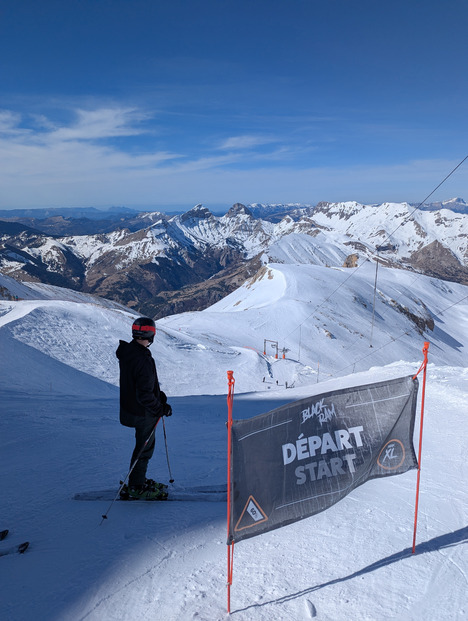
[233,526,468,614]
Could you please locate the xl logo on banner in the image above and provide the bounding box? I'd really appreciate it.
[228,374,419,544]
[378,439,406,470]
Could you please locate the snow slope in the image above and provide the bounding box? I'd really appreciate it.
[0,265,467,620]
[160,262,468,391]
[3,261,467,395]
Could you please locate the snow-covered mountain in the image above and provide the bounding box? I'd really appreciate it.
[418,197,468,214]
[0,260,466,620]
[1,201,467,318]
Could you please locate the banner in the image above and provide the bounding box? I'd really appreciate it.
[228,375,419,544]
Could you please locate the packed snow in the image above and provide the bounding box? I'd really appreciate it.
[0,263,467,621]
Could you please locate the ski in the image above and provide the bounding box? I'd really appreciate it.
[175,483,227,494]
[0,529,8,541]
[0,541,29,557]
[74,484,227,503]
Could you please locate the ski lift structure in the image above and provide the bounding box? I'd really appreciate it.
[263,339,278,358]
[263,340,289,359]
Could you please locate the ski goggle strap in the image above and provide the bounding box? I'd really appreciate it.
[132,324,156,335]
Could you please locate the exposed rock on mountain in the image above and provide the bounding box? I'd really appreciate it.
[343,253,359,268]
[140,256,263,319]
[408,240,468,285]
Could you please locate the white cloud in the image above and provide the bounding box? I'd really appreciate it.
[0,107,180,179]
[49,107,151,142]
[0,110,31,137]
[0,107,466,208]
[218,135,276,150]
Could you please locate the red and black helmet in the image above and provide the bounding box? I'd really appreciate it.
[132,317,156,343]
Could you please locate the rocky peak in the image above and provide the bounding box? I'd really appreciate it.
[226,203,253,218]
[325,202,363,220]
[180,204,213,222]
[314,201,331,211]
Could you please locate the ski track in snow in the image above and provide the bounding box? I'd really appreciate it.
[0,265,467,621]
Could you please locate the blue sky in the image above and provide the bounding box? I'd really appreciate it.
[1,0,467,211]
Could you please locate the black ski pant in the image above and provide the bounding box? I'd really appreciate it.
[128,414,160,487]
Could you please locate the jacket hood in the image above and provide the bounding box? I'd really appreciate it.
[116,339,151,361]
[116,340,130,361]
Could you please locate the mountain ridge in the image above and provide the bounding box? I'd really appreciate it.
[1,200,467,317]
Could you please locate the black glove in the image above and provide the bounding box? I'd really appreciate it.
[163,403,172,417]
[160,391,167,405]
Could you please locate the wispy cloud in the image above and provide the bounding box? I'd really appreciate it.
[48,108,151,142]
[0,106,248,206]
[0,110,31,137]
[0,107,183,202]
[0,106,466,208]
[217,135,277,151]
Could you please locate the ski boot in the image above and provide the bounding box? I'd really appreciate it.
[119,480,169,500]
[127,482,168,501]
[145,478,168,492]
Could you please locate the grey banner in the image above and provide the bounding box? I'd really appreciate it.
[228,375,419,543]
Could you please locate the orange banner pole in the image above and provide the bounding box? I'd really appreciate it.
[226,370,235,613]
[412,342,430,554]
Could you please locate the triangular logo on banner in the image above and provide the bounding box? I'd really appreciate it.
[234,495,268,532]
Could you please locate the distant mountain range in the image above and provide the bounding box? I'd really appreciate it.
[415,197,468,214]
[1,197,466,231]
[0,200,467,318]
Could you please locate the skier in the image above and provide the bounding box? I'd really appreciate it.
[116,317,172,500]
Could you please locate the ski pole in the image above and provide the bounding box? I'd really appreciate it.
[100,419,160,523]
[162,417,175,484]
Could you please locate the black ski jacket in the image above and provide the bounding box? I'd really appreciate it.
[116,339,166,427]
